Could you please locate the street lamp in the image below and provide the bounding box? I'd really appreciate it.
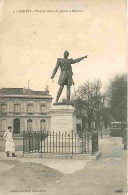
[100,117,103,139]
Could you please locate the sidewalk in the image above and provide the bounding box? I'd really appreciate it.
[0,151,90,174]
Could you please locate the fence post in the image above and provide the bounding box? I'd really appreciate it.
[53,131,54,153]
[44,131,45,153]
[56,132,57,153]
[59,131,60,153]
[23,131,25,154]
[29,132,30,153]
[92,131,98,154]
[68,133,70,153]
[35,132,36,153]
[47,131,48,153]
[37,132,40,152]
[65,131,66,154]
[97,133,99,151]
[82,132,83,153]
[50,132,51,153]
[62,133,63,154]
[40,131,42,154]
[72,130,73,154]
[84,131,86,154]
[32,132,33,153]
[75,132,76,154]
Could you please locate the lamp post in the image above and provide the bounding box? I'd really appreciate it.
[100,117,103,139]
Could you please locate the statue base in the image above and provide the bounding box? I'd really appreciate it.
[50,103,76,133]
[40,104,86,154]
[39,103,87,154]
[53,102,74,106]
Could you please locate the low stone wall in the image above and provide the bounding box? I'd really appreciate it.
[18,151,101,160]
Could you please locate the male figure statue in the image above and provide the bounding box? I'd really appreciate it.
[51,50,88,103]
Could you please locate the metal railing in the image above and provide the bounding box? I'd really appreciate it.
[23,131,98,154]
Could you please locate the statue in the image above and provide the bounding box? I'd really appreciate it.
[50,50,88,103]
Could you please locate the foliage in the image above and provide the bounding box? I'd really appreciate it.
[72,79,105,131]
[101,107,112,128]
[106,74,127,122]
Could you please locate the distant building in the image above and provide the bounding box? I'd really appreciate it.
[0,88,52,134]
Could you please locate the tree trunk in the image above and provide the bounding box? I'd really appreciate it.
[87,119,91,132]
[82,117,86,132]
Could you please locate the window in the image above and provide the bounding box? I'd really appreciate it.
[27,119,33,131]
[1,119,6,132]
[13,118,20,134]
[14,104,20,114]
[40,103,47,113]
[1,104,6,115]
[27,104,33,115]
[40,119,46,131]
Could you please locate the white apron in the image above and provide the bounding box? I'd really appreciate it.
[3,130,15,153]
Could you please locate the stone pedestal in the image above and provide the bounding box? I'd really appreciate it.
[50,103,76,133]
[40,103,81,154]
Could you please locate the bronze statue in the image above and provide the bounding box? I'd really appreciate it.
[50,50,88,103]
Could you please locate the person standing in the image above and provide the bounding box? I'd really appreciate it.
[122,127,128,150]
[3,126,17,157]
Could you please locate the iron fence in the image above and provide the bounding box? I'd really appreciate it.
[23,131,98,154]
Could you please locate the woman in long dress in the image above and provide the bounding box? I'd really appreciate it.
[3,126,16,157]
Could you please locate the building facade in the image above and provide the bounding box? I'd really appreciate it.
[0,88,52,134]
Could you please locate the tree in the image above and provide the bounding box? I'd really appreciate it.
[101,107,112,129]
[72,79,105,132]
[106,74,127,122]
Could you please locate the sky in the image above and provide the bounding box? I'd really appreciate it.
[0,0,126,101]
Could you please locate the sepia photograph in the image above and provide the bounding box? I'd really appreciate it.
[0,0,127,194]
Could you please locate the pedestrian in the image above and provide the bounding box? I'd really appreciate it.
[122,127,128,150]
[3,126,17,157]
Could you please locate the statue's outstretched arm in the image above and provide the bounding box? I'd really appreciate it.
[50,59,60,79]
[71,55,88,64]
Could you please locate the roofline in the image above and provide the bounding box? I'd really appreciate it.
[0,94,53,99]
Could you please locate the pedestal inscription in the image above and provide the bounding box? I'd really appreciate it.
[50,104,76,133]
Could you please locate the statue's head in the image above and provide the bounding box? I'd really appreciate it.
[64,50,69,57]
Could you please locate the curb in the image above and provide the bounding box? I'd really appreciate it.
[17,151,102,160]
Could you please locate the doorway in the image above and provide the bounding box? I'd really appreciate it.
[13,118,20,134]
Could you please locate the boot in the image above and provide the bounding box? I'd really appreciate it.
[55,96,59,103]
[67,85,71,102]
[67,95,70,102]
[55,85,64,103]
[12,153,17,157]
